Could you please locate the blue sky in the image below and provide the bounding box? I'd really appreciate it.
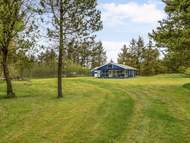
[97,0,165,62]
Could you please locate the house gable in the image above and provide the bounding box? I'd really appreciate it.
[96,63,125,71]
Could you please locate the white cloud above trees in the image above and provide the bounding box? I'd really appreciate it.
[102,41,128,62]
[100,2,165,26]
[98,1,165,62]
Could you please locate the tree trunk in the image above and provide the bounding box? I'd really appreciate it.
[2,49,15,98]
[57,0,64,98]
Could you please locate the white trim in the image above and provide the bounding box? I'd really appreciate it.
[92,62,137,71]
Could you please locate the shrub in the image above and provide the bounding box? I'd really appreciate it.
[178,66,186,73]
[64,60,90,77]
[185,68,190,77]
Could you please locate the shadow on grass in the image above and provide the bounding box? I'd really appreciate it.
[0,94,40,100]
[183,83,190,90]
[0,95,17,100]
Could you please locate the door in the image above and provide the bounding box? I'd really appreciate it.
[108,70,113,78]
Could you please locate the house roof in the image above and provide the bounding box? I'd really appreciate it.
[92,62,137,71]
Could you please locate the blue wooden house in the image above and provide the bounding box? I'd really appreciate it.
[92,62,137,78]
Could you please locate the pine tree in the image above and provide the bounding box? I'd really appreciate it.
[40,0,103,98]
[118,36,145,72]
[150,0,190,72]
[136,36,144,74]
[118,44,133,66]
[118,38,161,76]
[91,41,106,68]
[141,40,160,75]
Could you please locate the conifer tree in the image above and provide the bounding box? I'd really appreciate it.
[150,0,190,71]
[40,0,103,98]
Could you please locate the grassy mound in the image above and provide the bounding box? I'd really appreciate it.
[183,83,190,90]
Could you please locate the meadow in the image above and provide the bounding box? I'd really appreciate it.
[0,74,190,143]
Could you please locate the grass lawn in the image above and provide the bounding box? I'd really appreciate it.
[0,74,190,143]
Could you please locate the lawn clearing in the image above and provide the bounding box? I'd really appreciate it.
[0,74,190,143]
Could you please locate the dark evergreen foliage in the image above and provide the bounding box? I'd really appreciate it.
[118,37,162,76]
[150,0,190,72]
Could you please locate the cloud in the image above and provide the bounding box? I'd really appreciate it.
[102,41,128,62]
[100,2,165,26]
[98,1,165,63]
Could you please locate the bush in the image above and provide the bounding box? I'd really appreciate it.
[185,68,190,77]
[31,63,57,78]
[178,66,186,73]
[30,61,90,78]
[64,60,90,77]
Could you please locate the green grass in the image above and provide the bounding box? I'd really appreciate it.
[0,74,190,143]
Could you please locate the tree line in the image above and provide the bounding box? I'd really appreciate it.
[118,37,165,76]
[0,40,106,79]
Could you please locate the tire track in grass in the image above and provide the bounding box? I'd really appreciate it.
[78,79,157,143]
[118,86,153,143]
[156,85,190,142]
[92,96,134,143]
[75,79,135,143]
[144,84,190,143]
[123,84,190,143]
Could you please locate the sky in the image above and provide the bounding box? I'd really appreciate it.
[97,0,166,62]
